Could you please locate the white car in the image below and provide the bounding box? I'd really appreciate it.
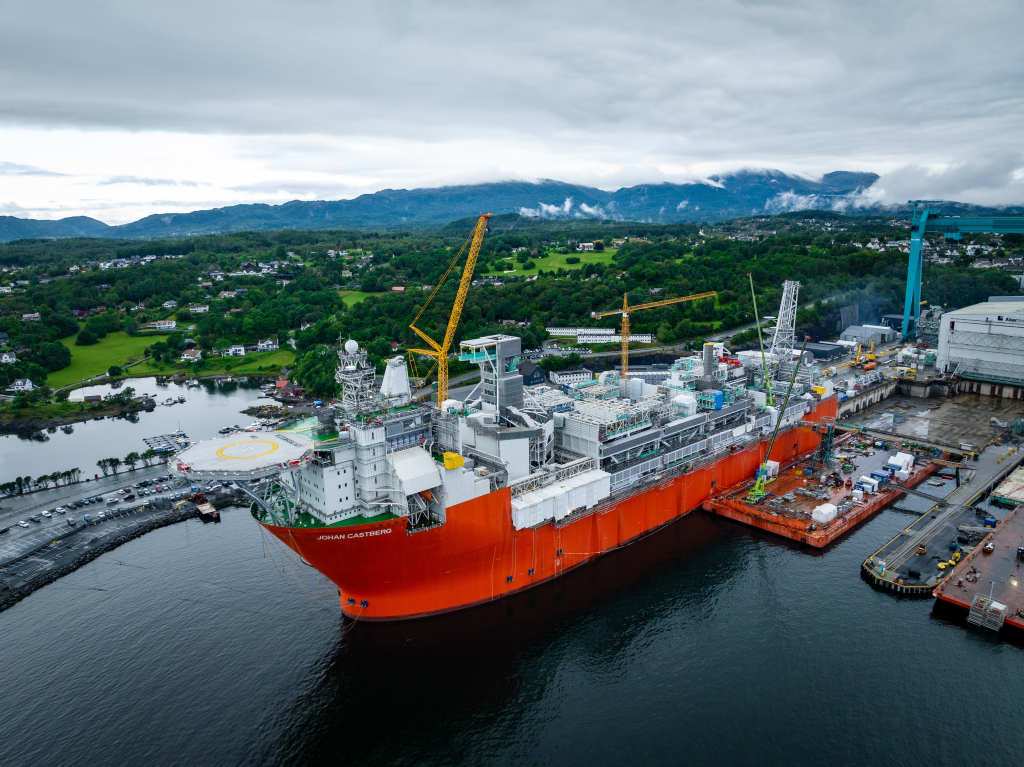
[41,510,52,518]
[107,498,118,505]
[55,507,67,514]
[17,520,29,528]
[97,511,106,519]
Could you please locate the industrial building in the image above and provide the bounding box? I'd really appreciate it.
[516,360,546,386]
[549,368,594,386]
[937,299,1024,385]
[802,342,847,361]
[840,324,898,346]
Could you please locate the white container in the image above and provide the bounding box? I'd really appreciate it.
[896,469,910,482]
[812,503,838,524]
[852,489,864,502]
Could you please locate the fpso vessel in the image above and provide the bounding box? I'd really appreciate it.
[245,335,835,621]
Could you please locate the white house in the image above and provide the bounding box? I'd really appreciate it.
[257,338,279,352]
[189,305,209,313]
[152,320,177,331]
[225,345,247,357]
[6,378,34,392]
[549,369,594,385]
[1,351,17,364]
[181,349,202,362]
[21,312,41,321]
[162,300,178,308]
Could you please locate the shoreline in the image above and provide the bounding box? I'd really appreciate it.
[0,398,158,434]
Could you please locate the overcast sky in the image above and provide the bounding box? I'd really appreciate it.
[2,0,1022,223]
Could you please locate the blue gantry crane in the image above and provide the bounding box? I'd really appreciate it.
[902,201,1024,340]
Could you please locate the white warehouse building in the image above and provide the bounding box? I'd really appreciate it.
[937,299,1024,385]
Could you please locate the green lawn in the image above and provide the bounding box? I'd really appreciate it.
[132,349,295,377]
[338,290,385,307]
[483,248,618,277]
[49,332,169,388]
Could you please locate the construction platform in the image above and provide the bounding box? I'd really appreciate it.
[703,437,939,548]
[933,506,1024,633]
[172,431,313,481]
[862,446,1024,596]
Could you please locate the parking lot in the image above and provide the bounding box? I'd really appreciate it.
[0,474,203,565]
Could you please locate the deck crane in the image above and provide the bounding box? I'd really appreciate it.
[408,213,490,404]
[747,273,774,407]
[591,291,716,378]
[747,335,810,503]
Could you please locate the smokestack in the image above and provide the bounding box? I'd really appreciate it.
[703,343,715,377]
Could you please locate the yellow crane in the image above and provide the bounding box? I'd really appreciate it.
[591,291,716,377]
[408,213,491,404]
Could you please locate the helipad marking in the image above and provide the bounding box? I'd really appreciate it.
[216,440,280,459]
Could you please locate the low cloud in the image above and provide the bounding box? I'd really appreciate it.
[0,161,67,177]
[99,175,199,187]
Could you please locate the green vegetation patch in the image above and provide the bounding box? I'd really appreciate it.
[132,348,295,377]
[48,332,168,388]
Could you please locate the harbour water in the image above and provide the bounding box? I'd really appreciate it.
[1,499,1022,764]
[0,388,1022,765]
[0,377,268,480]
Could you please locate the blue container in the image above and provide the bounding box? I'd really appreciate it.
[984,517,997,528]
[712,390,724,410]
[870,471,889,482]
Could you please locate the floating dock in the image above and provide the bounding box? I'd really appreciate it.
[144,431,192,453]
[703,438,938,548]
[933,506,1024,633]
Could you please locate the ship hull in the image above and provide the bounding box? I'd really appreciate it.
[262,397,837,621]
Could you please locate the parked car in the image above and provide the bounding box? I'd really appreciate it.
[0,526,10,534]
[132,483,141,489]
[97,511,106,519]
[67,518,77,527]
[17,521,29,528]
[29,516,41,524]
[83,515,93,523]
[55,507,67,513]
[155,485,163,492]
[123,494,135,501]
[107,498,118,505]
[41,510,52,518]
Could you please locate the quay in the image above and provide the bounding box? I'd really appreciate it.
[933,506,1024,633]
[862,444,1024,596]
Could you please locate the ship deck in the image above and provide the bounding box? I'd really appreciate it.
[933,506,1024,632]
[703,435,939,548]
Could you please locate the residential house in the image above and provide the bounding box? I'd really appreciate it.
[189,305,209,313]
[578,242,595,251]
[234,288,248,296]
[1,351,17,364]
[0,332,8,346]
[225,345,247,357]
[0,286,11,293]
[200,281,213,288]
[6,378,34,392]
[72,310,89,319]
[218,291,236,299]
[181,349,202,362]
[162,300,178,308]
[21,313,41,322]
[280,381,306,398]
[517,360,546,386]
[257,339,279,352]
[152,320,177,331]
[390,286,405,292]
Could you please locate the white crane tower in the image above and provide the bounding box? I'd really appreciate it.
[769,280,800,358]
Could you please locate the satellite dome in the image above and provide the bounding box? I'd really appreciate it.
[344,339,359,354]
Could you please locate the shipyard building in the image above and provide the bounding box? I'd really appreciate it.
[937,299,1024,386]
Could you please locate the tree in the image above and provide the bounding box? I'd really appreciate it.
[125,317,139,336]
[125,451,141,470]
[76,328,99,346]
[97,458,110,476]
[141,449,159,466]
[109,457,122,474]
[108,365,123,377]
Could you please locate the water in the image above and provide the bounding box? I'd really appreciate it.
[0,495,1021,766]
[0,377,270,481]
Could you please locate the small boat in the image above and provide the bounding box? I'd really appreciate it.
[178,396,186,403]
[162,398,175,406]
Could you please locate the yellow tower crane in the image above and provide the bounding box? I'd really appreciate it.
[408,213,491,404]
[591,291,716,377]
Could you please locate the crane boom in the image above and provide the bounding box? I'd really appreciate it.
[408,213,490,403]
[590,290,716,377]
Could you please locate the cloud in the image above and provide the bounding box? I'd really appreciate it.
[0,1,1022,221]
[520,197,576,218]
[0,161,67,177]
[99,175,200,187]
[854,156,1024,207]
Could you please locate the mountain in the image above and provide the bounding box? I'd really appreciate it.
[0,215,112,242]
[1,170,887,241]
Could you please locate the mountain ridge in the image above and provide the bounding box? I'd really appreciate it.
[0,169,1013,242]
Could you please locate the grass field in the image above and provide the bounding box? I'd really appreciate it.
[131,349,295,377]
[484,248,618,277]
[338,290,385,307]
[48,332,169,388]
